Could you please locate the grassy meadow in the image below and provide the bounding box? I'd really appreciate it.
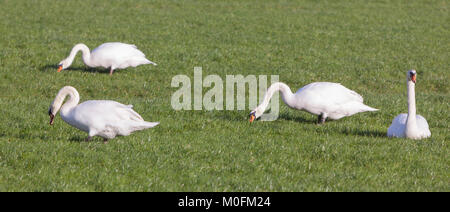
[0,0,448,191]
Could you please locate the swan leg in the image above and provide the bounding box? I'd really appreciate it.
[109,68,114,76]
[87,129,97,141]
[85,136,92,142]
[318,113,327,124]
[103,138,108,144]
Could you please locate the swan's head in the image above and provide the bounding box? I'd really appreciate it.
[408,69,417,83]
[249,108,264,123]
[48,86,79,125]
[57,59,69,72]
[48,93,64,125]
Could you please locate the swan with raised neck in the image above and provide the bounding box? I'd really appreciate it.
[387,70,431,139]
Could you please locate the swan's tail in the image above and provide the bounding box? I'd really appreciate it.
[144,58,157,66]
[141,121,159,128]
[119,121,159,136]
[361,104,378,112]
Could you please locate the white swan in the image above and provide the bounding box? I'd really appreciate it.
[48,86,159,141]
[249,82,378,123]
[57,42,157,75]
[387,70,431,139]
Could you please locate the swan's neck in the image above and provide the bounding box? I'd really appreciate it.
[405,80,418,136]
[65,44,92,67]
[257,82,296,112]
[51,86,80,116]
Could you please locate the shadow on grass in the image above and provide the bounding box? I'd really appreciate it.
[278,113,317,124]
[68,136,87,142]
[340,128,386,138]
[39,64,111,74]
[211,111,320,124]
[206,110,246,122]
[39,64,58,72]
[69,135,110,143]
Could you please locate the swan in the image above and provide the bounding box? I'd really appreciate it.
[249,82,378,124]
[57,42,157,75]
[387,70,431,139]
[48,86,159,142]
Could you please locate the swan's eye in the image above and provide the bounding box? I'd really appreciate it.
[48,108,52,115]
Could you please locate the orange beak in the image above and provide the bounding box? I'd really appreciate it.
[411,74,416,83]
[57,65,63,72]
[249,113,256,123]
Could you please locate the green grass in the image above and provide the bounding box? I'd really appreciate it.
[0,0,448,191]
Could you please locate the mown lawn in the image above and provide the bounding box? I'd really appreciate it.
[0,0,448,191]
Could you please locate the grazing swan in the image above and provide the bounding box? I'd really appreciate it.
[387,70,431,139]
[48,86,159,141]
[57,42,157,75]
[249,82,378,124]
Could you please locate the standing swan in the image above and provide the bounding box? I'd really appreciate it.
[57,42,157,75]
[387,70,431,139]
[48,86,159,142]
[249,82,378,124]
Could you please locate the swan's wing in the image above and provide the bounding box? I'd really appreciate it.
[66,100,112,131]
[297,82,369,116]
[93,42,136,51]
[67,100,156,139]
[91,43,147,65]
[87,100,145,121]
[416,115,429,128]
[112,102,145,122]
[329,83,364,103]
[298,82,363,104]
[128,44,138,49]
[416,114,431,137]
[72,100,144,125]
[387,113,407,137]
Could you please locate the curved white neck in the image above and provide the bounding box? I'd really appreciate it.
[257,82,296,112]
[405,80,418,136]
[65,44,93,67]
[51,86,80,115]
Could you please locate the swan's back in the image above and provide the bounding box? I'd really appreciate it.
[296,82,363,103]
[92,43,145,58]
[90,42,149,68]
[73,100,142,123]
[295,82,376,119]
